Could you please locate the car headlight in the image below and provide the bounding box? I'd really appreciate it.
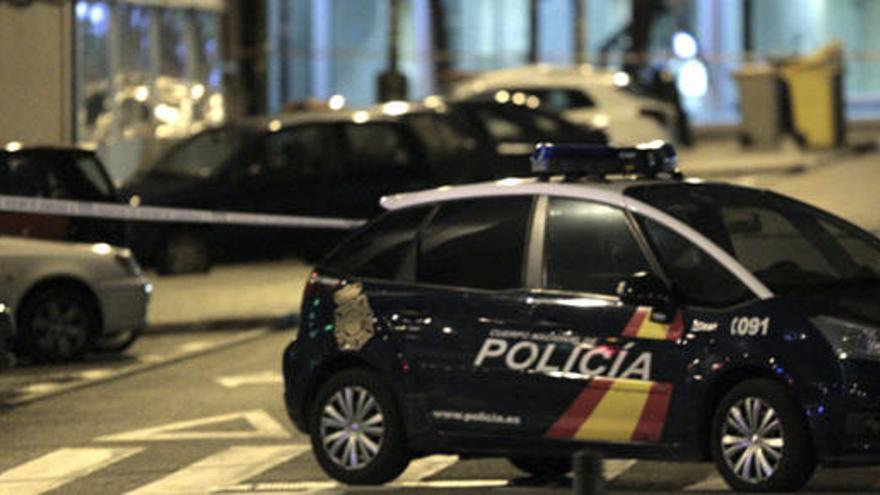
[114,249,143,277]
[813,316,880,359]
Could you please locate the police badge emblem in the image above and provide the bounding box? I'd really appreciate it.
[332,282,375,351]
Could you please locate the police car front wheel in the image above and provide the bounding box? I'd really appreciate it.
[711,380,816,492]
[309,369,410,485]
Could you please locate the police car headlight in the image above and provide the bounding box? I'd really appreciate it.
[814,316,880,359]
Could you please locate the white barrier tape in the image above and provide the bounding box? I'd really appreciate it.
[0,195,367,230]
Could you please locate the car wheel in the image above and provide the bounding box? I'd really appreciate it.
[93,327,142,353]
[18,287,98,362]
[309,369,410,485]
[508,456,571,477]
[711,379,816,492]
[158,231,211,275]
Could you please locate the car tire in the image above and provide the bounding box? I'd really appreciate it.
[158,231,211,275]
[93,327,142,353]
[17,286,98,363]
[508,456,571,477]
[309,368,410,485]
[711,379,816,492]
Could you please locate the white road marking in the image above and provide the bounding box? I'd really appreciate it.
[394,455,459,483]
[215,372,283,388]
[179,341,214,353]
[685,472,728,491]
[1,330,268,407]
[96,409,290,441]
[604,459,637,481]
[126,445,308,495]
[0,447,142,495]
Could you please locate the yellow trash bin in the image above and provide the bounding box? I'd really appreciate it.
[780,43,845,149]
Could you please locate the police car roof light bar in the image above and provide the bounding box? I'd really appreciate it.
[530,142,681,181]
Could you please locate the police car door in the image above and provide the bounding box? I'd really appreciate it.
[520,197,686,445]
[408,196,537,437]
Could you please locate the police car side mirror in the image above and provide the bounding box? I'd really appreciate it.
[616,272,677,322]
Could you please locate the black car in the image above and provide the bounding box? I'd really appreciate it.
[0,146,126,247]
[283,143,880,491]
[124,104,604,274]
[400,99,608,178]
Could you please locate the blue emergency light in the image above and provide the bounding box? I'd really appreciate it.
[530,142,679,180]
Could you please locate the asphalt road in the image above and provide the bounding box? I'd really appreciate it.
[2,330,880,495]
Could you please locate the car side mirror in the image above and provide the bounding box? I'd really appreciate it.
[616,272,677,322]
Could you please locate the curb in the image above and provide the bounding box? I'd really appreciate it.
[146,313,299,334]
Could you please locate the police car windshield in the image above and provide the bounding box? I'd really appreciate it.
[627,184,880,295]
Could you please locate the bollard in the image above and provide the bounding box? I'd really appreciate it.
[573,449,605,495]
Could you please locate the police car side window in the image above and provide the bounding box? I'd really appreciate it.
[544,198,649,294]
[418,197,532,290]
[323,206,433,281]
[639,217,752,307]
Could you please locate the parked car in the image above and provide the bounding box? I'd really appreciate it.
[0,305,13,370]
[124,104,603,274]
[399,98,607,178]
[0,145,127,247]
[284,143,880,492]
[0,236,150,362]
[450,64,679,145]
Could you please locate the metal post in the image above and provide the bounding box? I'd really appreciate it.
[572,450,604,495]
[528,0,539,63]
[388,0,400,73]
[573,0,585,65]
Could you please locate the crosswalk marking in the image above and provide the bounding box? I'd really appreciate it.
[394,455,459,483]
[96,409,290,441]
[685,472,728,491]
[0,447,143,495]
[604,459,637,481]
[127,445,308,495]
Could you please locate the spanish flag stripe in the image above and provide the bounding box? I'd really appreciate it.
[621,307,649,338]
[572,379,654,441]
[545,379,614,439]
[635,316,671,340]
[666,310,685,341]
[630,382,675,442]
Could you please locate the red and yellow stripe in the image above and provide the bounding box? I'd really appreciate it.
[621,307,684,341]
[546,378,673,443]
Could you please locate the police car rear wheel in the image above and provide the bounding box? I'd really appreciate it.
[310,369,409,485]
[508,456,571,477]
[711,380,815,492]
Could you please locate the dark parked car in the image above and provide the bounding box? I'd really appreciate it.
[284,143,880,491]
[401,99,608,178]
[124,105,605,274]
[0,146,126,247]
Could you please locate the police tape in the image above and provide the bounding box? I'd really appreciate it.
[0,195,367,230]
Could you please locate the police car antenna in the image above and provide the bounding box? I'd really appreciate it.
[530,142,683,182]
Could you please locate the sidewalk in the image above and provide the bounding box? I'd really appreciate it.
[678,136,867,178]
[146,259,313,332]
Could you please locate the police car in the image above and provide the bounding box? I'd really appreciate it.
[283,142,880,492]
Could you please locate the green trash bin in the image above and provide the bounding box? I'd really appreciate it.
[780,43,846,149]
[735,63,783,148]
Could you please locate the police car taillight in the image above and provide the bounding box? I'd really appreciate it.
[530,141,680,180]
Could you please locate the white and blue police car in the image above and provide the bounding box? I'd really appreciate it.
[283,142,880,492]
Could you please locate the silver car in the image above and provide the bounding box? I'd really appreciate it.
[0,236,151,362]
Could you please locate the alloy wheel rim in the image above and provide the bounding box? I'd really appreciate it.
[721,397,785,484]
[320,386,384,470]
[31,300,89,357]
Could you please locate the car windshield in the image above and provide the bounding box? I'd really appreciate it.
[627,183,880,295]
[151,126,256,179]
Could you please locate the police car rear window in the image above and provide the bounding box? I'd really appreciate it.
[322,206,433,281]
